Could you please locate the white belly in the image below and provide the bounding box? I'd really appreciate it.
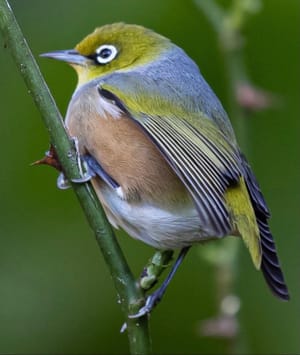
[97,184,217,250]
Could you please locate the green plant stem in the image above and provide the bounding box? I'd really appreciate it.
[0,1,151,353]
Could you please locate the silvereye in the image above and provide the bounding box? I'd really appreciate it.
[42,23,289,317]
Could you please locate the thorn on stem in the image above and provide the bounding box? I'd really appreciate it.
[31,144,62,171]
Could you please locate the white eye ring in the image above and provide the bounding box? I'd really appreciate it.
[95,44,118,64]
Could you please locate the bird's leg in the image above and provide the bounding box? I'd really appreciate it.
[129,246,190,318]
[70,139,120,191]
[76,154,120,189]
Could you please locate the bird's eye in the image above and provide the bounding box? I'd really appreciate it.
[95,44,118,64]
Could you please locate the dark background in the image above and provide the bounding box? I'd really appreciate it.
[0,0,299,353]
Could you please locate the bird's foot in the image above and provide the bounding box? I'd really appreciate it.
[129,288,163,319]
[70,162,94,183]
[58,137,95,187]
[57,172,71,189]
[70,137,95,184]
[56,158,94,189]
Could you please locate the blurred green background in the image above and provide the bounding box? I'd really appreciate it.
[0,0,299,353]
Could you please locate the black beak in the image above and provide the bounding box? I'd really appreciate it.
[40,49,89,66]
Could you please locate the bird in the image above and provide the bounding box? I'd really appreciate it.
[41,22,289,317]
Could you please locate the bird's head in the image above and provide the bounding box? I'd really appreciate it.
[41,23,172,86]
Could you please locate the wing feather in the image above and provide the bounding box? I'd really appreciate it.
[98,85,242,235]
[136,113,242,235]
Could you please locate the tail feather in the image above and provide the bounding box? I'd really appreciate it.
[259,220,290,300]
[241,154,290,300]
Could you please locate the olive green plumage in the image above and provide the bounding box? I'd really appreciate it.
[74,23,172,86]
[42,23,289,302]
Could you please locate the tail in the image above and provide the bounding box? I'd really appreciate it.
[241,154,290,300]
[258,219,289,300]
